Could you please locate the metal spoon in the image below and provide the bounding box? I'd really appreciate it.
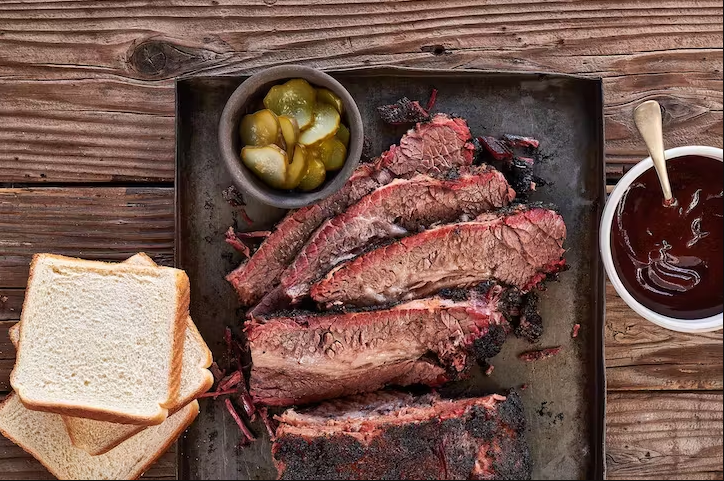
[633,100,676,206]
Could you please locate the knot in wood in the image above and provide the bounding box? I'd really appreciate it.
[130,41,168,76]
[421,44,448,56]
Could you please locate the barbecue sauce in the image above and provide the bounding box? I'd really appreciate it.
[611,155,723,319]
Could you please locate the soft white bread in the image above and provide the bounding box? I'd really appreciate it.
[10,253,190,425]
[63,321,213,454]
[9,254,214,455]
[0,393,198,480]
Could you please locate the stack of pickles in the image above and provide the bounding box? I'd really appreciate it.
[240,79,351,191]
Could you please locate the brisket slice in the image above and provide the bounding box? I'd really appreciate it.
[311,206,566,308]
[275,165,515,306]
[247,287,508,407]
[273,390,531,480]
[226,164,379,307]
[227,114,475,307]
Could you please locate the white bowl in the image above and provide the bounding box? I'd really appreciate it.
[600,146,723,333]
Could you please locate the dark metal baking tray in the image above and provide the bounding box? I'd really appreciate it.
[175,67,606,480]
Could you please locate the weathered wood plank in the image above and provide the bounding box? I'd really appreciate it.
[0,81,175,182]
[0,2,722,480]
[609,471,723,480]
[0,187,175,288]
[0,321,17,392]
[0,1,720,182]
[605,283,723,391]
[607,392,724,479]
[0,291,23,321]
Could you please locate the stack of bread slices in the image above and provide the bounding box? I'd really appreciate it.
[0,253,214,480]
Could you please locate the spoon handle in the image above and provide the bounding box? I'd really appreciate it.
[634,100,674,202]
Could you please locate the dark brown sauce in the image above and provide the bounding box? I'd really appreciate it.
[612,155,723,319]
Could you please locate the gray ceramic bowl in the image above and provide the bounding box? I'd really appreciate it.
[218,65,363,209]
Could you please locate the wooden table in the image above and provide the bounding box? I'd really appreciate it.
[0,1,721,479]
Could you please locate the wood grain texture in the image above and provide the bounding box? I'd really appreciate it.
[607,392,724,479]
[0,0,721,182]
[0,321,16,392]
[606,283,724,391]
[0,291,23,321]
[609,472,723,480]
[0,187,175,288]
[0,1,722,479]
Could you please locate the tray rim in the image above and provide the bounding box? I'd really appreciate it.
[174,67,607,480]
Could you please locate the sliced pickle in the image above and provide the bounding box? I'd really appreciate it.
[335,123,350,148]
[318,137,347,171]
[283,144,309,189]
[278,115,300,157]
[317,88,344,114]
[239,109,281,147]
[298,103,340,146]
[298,157,326,191]
[241,144,287,189]
[263,79,316,130]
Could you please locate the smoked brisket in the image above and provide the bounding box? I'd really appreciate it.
[311,206,566,308]
[247,287,509,407]
[227,114,475,307]
[274,166,515,307]
[273,390,531,480]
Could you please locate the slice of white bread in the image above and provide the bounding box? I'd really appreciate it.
[62,321,212,454]
[10,253,190,425]
[8,253,214,455]
[0,393,198,480]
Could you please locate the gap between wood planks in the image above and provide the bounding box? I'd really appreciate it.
[0,181,174,189]
[0,186,176,288]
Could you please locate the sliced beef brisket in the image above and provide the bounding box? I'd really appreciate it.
[227,114,475,307]
[311,206,566,308]
[247,287,508,407]
[273,390,531,480]
[275,165,515,306]
[227,164,379,306]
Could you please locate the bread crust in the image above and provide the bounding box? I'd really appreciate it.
[162,269,190,410]
[63,318,213,455]
[179,320,215,405]
[63,417,146,457]
[10,253,190,425]
[11,254,213,454]
[0,394,68,480]
[0,394,199,480]
[124,400,199,480]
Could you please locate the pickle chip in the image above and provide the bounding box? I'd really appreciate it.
[318,137,347,171]
[283,144,309,189]
[241,144,288,190]
[263,79,316,130]
[335,123,350,148]
[278,115,300,158]
[239,109,281,147]
[317,88,344,114]
[299,103,340,146]
[298,157,326,191]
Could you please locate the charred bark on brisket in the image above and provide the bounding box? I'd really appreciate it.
[272,390,532,480]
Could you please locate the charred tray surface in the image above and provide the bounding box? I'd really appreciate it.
[176,68,605,480]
